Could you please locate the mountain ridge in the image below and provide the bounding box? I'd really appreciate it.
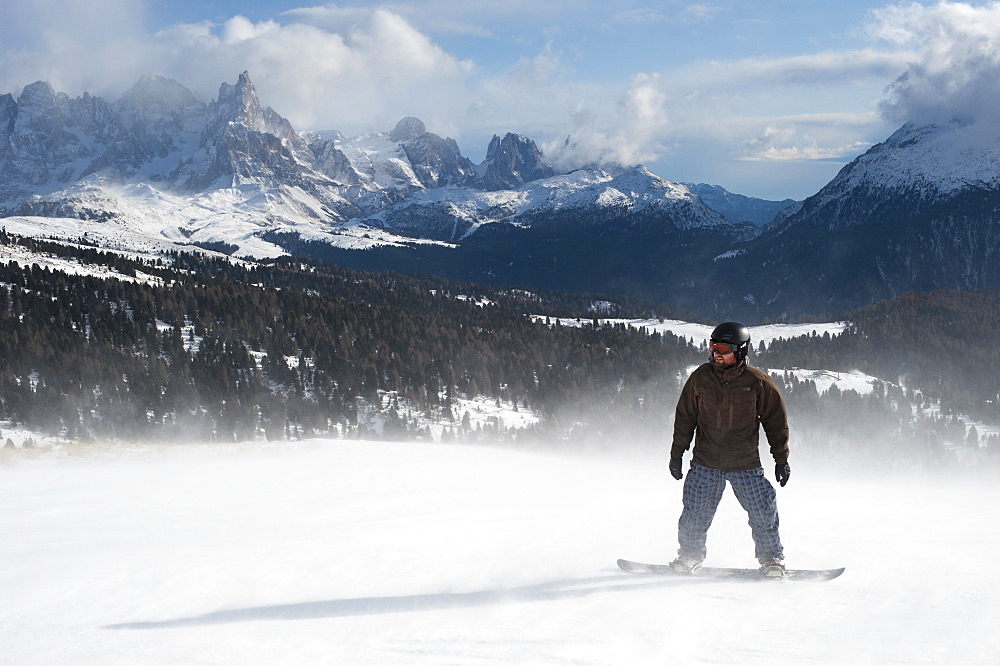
[0,71,743,256]
[3,71,1000,321]
[683,183,799,228]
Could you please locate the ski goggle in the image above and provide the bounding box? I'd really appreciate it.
[710,341,740,355]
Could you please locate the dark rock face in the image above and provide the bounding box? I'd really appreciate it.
[478,133,555,191]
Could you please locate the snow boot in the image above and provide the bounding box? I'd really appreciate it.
[759,558,785,578]
[670,555,703,574]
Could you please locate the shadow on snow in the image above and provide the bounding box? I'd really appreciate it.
[106,572,690,629]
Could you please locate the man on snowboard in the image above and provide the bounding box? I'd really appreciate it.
[668,322,791,578]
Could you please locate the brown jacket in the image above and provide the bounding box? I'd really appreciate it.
[670,361,789,472]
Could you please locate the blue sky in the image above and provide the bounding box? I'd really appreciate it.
[2,1,999,200]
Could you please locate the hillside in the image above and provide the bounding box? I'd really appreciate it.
[0,231,702,445]
[1,231,996,470]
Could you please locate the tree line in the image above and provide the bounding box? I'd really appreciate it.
[758,290,1000,426]
[1,229,997,470]
[757,289,1000,471]
[0,230,700,444]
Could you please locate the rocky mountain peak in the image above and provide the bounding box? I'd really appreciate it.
[208,70,263,135]
[480,132,554,191]
[12,81,63,131]
[0,80,122,203]
[389,117,427,142]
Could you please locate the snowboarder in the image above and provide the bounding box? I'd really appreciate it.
[668,322,791,578]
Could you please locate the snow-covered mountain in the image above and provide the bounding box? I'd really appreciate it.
[683,183,799,228]
[369,166,733,242]
[0,71,740,261]
[707,118,1000,320]
[763,119,1000,239]
[817,119,1000,198]
[4,71,1000,321]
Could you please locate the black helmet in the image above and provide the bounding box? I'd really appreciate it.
[710,322,751,361]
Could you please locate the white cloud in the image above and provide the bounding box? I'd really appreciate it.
[141,9,474,133]
[611,3,722,25]
[869,1,1000,126]
[277,4,376,29]
[220,16,280,44]
[0,0,146,97]
[611,9,669,25]
[740,127,873,162]
[0,3,472,134]
[681,49,915,88]
[681,4,725,22]
[541,73,670,170]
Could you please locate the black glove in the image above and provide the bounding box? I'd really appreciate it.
[669,457,684,480]
[775,462,791,487]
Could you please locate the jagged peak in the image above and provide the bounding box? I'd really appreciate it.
[217,71,257,110]
[477,131,555,191]
[485,132,537,157]
[204,71,267,135]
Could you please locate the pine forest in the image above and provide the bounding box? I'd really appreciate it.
[1,230,997,472]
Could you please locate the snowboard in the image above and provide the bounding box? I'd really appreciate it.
[617,558,845,582]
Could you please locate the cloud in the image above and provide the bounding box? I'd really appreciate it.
[465,41,581,136]
[542,73,670,170]
[611,3,722,25]
[869,1,1000,126]
[611,9,670,25]
[145,9,473,133]
[608,48,902,170]
[590,43,910,171]
[683,49,915,88]
[0,0,147,96]
[739,124,874,162]
[284,3,494,38]
[681,4,726,22]
[0,2,472,134]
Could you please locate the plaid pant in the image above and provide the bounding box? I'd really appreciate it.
[678,462,783,562]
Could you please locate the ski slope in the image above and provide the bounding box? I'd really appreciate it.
[2,439,998,664]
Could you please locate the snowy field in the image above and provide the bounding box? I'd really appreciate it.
[531,316,848,348]
[2,439,998,665]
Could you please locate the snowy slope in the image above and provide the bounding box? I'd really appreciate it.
[369,166,729,241]
[0,162,729,257]
[0,236,168,285]
[336,131,426,194]
[830,119,1000,196]
[1,187,450,260]
[1,439,997,665]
